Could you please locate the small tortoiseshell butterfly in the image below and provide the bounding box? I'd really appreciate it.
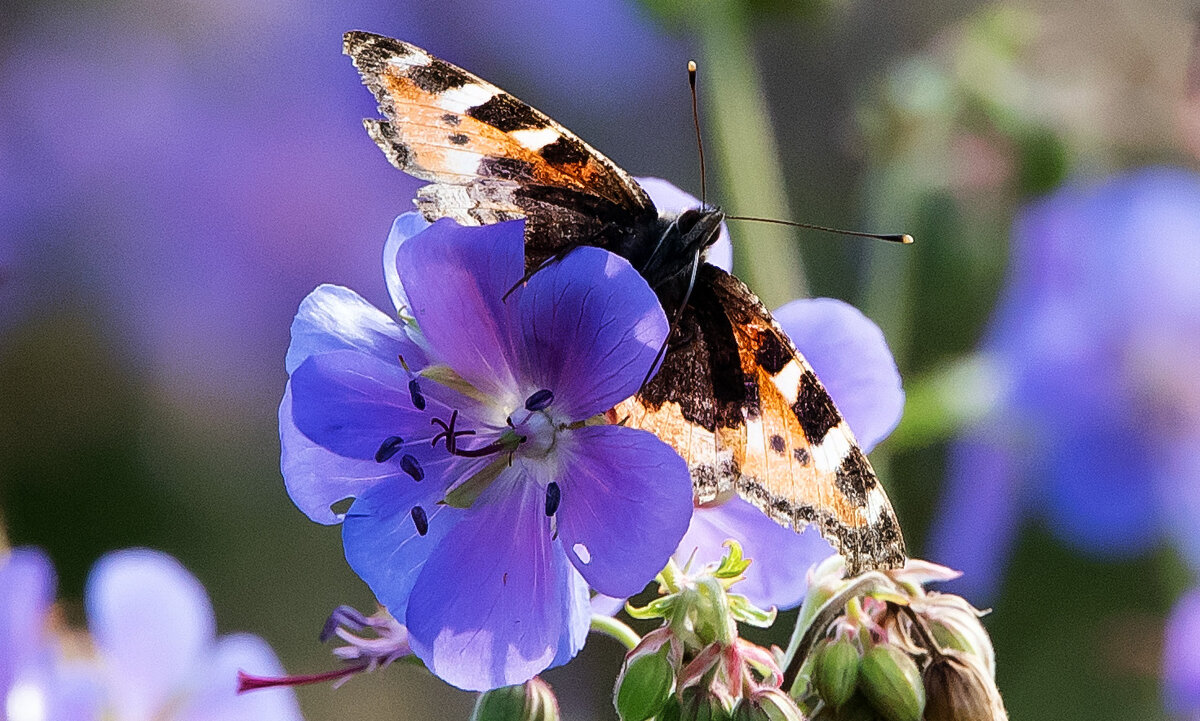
[344,31,906,574]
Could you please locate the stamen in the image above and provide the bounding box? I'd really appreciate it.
[545,482,561,516]
[374,436,404,463]
[400,454,424,481]
[411,505,429,536]
[408,378,426,410]
[525,389,555,412]
[320,605,370,642]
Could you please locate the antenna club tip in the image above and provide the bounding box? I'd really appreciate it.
[901,234,915,244]
[688,60,697,72]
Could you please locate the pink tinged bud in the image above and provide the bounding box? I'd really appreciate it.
[858,645,925,721]
[615,642,678,721]
[732,689,805,721]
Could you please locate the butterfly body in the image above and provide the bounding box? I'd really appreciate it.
[344,31,905,574]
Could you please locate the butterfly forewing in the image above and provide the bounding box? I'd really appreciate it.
[344,31,657,260]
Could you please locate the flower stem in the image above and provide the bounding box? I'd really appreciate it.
[694,0,807,305]
[590,613,641,650]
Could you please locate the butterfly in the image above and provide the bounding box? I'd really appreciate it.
[343,31,906,575]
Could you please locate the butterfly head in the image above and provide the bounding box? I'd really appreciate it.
[640,205,725,308]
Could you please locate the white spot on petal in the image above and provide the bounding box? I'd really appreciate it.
[6,680,47,721]
[572,543,592,564]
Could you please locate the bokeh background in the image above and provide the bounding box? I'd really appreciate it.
[3,0,1199,718]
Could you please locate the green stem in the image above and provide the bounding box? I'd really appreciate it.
[590,613,642,651]
[694,0,808,305]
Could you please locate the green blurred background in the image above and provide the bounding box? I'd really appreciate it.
[2,0,1198,718]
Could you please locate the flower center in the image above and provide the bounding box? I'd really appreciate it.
[511,408,557,459]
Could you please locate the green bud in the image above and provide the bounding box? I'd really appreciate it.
[733,689,805,721]
[923,653,1008,721]
[471,677,559,721]
[615,643,677,721]
[814,637,860,708]
[858,646,925,721]
[679,686,735,721]
[833,693,884,721]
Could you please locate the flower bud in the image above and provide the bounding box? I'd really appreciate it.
[615,642,678,721]
[731,688,805,721]
[923,652,1007,721]
[813,637,861,708]
[471,677,559,721]
[858,645,925,721]
[679,686,736,721]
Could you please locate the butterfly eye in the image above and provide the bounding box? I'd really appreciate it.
[676,209,703,235]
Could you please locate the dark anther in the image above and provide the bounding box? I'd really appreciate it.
[408,378,426,410]
[430,410,475,453]
[374,436,404,463]
[400,454,424,481]
[319,605,370,642]
[525,389,555,412]
[410,505,429,536]
[545,482,561,517]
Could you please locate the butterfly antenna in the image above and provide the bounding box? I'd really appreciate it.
[637,249,702,394]
[689,60,707,207]
[725,215,914,244]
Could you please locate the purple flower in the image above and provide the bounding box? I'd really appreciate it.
[673,298,905,610]
[929,167,1200,599]
[281,217,694,690]
[0,548,300,721]
[1165,587,1200,714]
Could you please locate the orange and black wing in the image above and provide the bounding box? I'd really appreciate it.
[344,31,657,262]
[615,264,906,575]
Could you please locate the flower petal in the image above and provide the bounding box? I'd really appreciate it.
[676,497,834,610]
[1,548,55,692]
[555,425,692,597]
[176,634,302,721]
[341,475,464,623]
[1165,587,1200,714]
[280,384,415,525]
[284,284,423,376]
[383,212,433,316]
[405,479,589,691]
[86,550,214,721]
[516,247,668,421]
[772,298,903,452]
[638,177,732,273]
[396,219,524,399]
[288,350,430,461]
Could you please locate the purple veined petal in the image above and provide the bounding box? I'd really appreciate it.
[342,474,469,624]
[405,479,588,691]
[280,384,419,525]
[772,298,904,452]
[284,284,424,376]
[515,247,669,421]
[86,550,215,721]
[1165,587,1200,713]
[383,212,433,317]
[675,497,835,610]
[637,176,733,273]
[176,634,302,721]
[926,436,1025,602]
[288,350,435,461]
[1,548,55,695]
[554,425,692,597]
[396,219,525,399]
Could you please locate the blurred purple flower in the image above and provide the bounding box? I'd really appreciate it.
[1166,587,1200,714]
[281,217,693,690]
[0,548,300,721]
[674,297,905,610]
[930,167,1200,599]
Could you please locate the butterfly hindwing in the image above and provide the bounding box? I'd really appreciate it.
[616,264,906,575]
[343,31,657,261]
